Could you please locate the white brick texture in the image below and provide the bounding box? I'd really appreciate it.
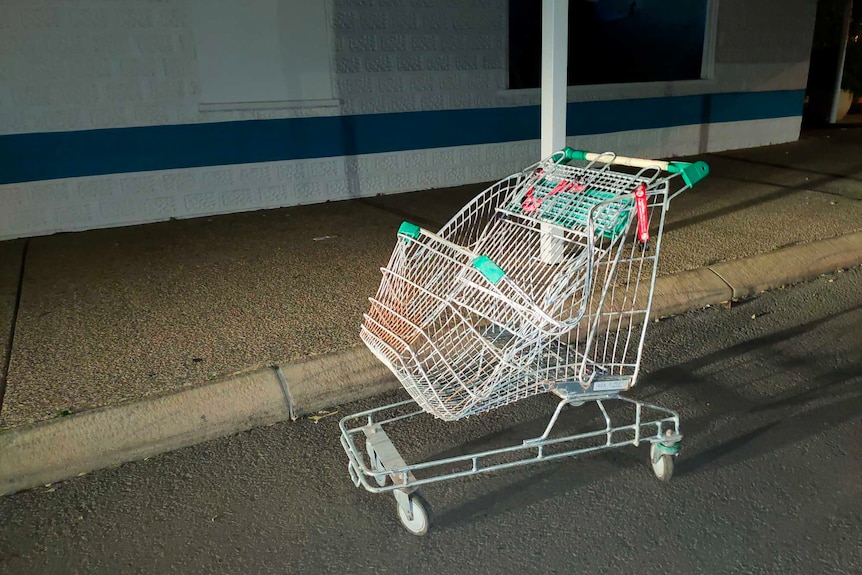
[0,0,813,239]
[0,0,814,134]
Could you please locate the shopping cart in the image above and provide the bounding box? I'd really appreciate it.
[340,148,709,534]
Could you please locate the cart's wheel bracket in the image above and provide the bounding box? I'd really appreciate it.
[653,440,681,458]
[366,438,388,487]
[394,487,417,515]
[395,490,430,536]
[650,442,676,482]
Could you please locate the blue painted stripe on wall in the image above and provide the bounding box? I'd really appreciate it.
[0,90,804,185]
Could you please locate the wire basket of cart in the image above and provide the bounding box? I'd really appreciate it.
[345,149,710,535]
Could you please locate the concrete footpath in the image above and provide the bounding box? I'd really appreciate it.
[1,127,861,495]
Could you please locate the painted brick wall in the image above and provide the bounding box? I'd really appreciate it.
[330,0,509,115]
[0,116,803,240]
[712,0,818,93]
[0,0,815,240]
[0,0,817,134]
[716,0,817,64]
[0,0,203,135]
[0,0,512,134]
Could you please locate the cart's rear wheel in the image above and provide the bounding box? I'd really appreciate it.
[650,442,675,482]
[365,439,388,487]
[397,492,430,536]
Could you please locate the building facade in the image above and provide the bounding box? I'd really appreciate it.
[0,0,817,240]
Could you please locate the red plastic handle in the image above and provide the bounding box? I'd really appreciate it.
[635,183,649,243]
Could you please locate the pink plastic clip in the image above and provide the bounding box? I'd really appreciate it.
[635,183,649,243]
[521,179,574,214]
[521,188,541,213]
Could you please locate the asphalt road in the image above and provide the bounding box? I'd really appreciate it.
[1,268,860,575]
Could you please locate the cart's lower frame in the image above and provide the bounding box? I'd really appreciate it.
[339,391,682,535]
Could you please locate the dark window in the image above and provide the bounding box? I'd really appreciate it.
[508,0,709,89]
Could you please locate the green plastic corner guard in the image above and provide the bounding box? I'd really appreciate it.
[549,148,585,165]
[562,148,588,162]
[398,221,421,240]
[472,255,505,285]
[668,160,710,187]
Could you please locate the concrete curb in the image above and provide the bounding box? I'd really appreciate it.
[707,232,862,299]
[0,348,398,496]
[1,231,860,495]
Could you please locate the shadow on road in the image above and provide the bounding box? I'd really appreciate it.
[429,303,862,530]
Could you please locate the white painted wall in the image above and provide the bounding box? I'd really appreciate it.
[189,0,336,106]
[0,0,817,240]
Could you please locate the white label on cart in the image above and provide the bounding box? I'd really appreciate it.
[593,380,628,392]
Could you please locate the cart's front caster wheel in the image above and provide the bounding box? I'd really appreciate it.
[397,492,431,536]
[366,439,388,487]
[650,442,678,482]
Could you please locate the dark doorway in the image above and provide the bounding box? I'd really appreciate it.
[804,0,862,126]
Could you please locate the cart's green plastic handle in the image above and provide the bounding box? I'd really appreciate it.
[550,150,573,165]
[398,221,421,240]
[558,148,710,187]
[667,160,710,187]
[472,255,505,284]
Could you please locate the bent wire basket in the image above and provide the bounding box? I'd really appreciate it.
[345,149,709,535]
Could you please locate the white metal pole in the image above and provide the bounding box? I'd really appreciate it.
[541,0,569,157]
[829,0,854,123]
[540,0,569,264]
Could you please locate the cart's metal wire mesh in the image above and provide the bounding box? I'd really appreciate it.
[360,151,684,421]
